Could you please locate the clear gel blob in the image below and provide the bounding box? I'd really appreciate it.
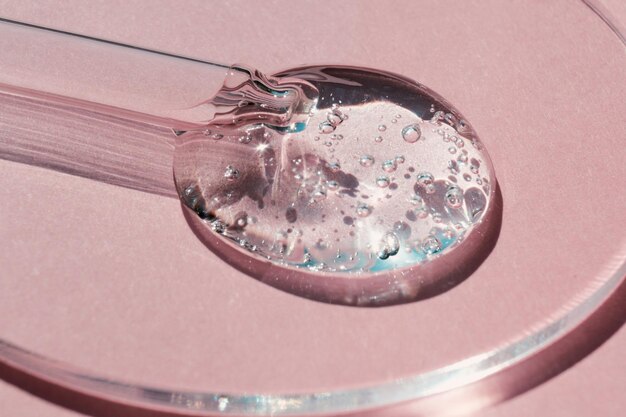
[174,65,499,306]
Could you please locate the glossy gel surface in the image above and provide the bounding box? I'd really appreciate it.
[174,65,499,306]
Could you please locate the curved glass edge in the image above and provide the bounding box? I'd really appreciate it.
[582,0,626,45]
[1,1,625,416]
[1,252,624,416]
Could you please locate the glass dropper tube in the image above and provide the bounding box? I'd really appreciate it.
[0,17,238,197]
[0,17,315,198]
[0,17,230,131]
[0,15,501,307]
[1,4,625,417]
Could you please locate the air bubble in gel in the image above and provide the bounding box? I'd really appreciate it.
[173,65,499,306]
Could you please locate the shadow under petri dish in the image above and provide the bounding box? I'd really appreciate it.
[174,65,502,306]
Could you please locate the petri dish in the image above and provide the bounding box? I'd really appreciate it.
[0,1,624,416]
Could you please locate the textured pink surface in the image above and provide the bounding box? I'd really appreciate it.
[0,0,624,416]
[3,325,625,417]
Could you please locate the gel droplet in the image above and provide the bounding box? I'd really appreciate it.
[174,64,498,307]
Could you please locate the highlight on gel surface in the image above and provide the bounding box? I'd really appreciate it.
[174,65,501,306]
[0,17,500,306]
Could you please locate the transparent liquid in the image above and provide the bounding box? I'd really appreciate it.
[174,65,499,306]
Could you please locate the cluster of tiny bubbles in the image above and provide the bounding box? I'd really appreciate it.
[219,98,490,275]
[173,66,495,288]
[202,129,224,141]
[421,235,442,255]
[318,104,348,134]
[238,134,252,144]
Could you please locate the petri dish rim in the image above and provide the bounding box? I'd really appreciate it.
[0,1,625,415]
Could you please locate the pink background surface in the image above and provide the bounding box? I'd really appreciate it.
[0,1,624,416]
